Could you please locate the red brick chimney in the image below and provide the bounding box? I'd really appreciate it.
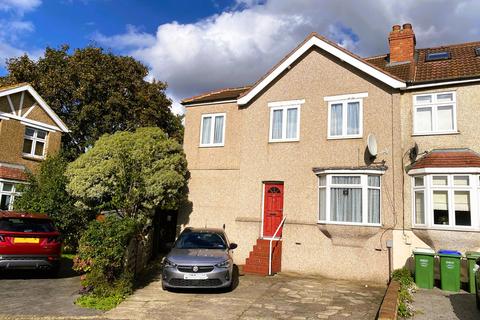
[388,23,416,64]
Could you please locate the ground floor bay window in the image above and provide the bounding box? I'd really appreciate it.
[0,180,21,211]
[317,171,383,226]
[412,174,480,230]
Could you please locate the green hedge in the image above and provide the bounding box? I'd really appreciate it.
[74,216,139,310]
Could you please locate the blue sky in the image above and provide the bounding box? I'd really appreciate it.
[21,1,236,51]
[1,0,480,113]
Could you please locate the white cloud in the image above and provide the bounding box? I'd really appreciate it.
[94,0,480,114]
[0,0,41,13]
[0,0,41,67]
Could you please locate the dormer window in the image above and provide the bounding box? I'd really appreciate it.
[425,51,451,62]
[475,47,480,57]
[23,127,47,158]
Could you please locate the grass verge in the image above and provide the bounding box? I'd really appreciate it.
[76,294,125,311]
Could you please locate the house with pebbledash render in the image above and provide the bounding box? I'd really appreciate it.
[0,83,69,211]
[179,23,480,282]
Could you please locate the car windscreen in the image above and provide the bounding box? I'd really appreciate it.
[0,218,55,233]
[174,232,227,249]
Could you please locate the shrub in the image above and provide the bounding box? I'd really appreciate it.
[74,216,138,309]
[14,154,94,251]
[66,127,188,220]
[392,268,416,318]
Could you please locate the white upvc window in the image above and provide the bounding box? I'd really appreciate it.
[268,99,303,142]
[318,173,381,226]
[412,174,480,230]
[199,113,226,147]
[23,127,47,158]
[0,181,20,211]
[327,98,363,139]
[413,92,457,135]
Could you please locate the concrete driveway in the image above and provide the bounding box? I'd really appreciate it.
[106,272,385,320]
[0,258,101,319]
[412,287,480,320]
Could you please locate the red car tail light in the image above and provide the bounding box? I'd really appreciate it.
[47,236,60,243]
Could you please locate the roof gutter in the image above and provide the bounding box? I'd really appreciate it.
[403,77,480,90]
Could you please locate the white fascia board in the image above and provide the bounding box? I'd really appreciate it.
[404,78,480,90]
[184,99,237,107]
[0,84,70,132]
[237,37,406,105]
[0,112,61,132]
[324,92,368,102]
[268,99,305,107]
[26,86,70,132]
[409,167,480,175]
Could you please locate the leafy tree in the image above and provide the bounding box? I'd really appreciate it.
[0,46,183,158]
[65,127,188,219]
[13,154,94,250]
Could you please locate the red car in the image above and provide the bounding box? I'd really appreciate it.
[0,211,62,274]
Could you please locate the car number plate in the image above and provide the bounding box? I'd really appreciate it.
[14,237,39,244]
[183,273,208,280]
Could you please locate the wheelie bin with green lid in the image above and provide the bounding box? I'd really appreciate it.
[438,249,462,292]
[466,251,480,294]
[413,248,435,289]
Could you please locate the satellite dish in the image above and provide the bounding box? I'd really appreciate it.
[367,134,378,158]
[409,143,419,162]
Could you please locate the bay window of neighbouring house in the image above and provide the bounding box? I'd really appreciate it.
[318,173,381,225]
[412,174,479,229]
[0,181,20,211]
[23,127,48,158]
[268,99,303,142]
[200,113,226,147]
[413,92,456,135]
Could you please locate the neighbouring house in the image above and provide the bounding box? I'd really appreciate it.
[180,23,480,282]
[0,83,69,210]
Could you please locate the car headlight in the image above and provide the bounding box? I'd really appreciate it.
[216,260,231,268]
[163,258,176,268]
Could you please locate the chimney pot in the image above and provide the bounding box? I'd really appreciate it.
[389,23,416,63]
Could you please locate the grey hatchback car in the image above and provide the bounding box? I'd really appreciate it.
[161,228,237,291]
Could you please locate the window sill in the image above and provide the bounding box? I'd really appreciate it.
[199,144,224,148]
[268,139,300,143]
[412,226,480,232]
[318,221,381,227]
[327,135,363,140]
[22,154,45,162]
[412,131,459,137]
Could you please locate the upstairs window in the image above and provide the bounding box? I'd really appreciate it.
[425,51,451,62]
[413,92,456,135]
[200,113,226,147]
[268,100,303,142]
[23,127,47,158]
[327,99,363,139]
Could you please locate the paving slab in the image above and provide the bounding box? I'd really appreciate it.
[411,287,480,320]
[106,272,385,320]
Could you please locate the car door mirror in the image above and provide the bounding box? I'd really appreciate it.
[229,243,238,250]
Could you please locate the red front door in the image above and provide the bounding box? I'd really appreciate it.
[263,183,284,238]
